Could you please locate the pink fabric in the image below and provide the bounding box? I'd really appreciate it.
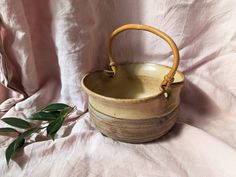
[0,0,236,176]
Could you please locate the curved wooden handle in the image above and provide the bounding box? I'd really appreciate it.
[108,24,180,92]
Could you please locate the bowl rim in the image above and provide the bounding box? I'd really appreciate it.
[81,62,185,103]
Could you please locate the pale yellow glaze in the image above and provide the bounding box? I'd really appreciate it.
[82,63,184,100]
[81,63,184,119]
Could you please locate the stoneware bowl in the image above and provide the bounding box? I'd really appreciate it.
[81,24,184,143]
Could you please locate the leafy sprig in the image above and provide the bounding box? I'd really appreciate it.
[0,103,73,165]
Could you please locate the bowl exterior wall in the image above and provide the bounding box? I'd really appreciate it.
[89,104,178,143]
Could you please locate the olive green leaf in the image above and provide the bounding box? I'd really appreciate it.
[42,103,70,112]
[0,128,19,137]
[1,118,32,129]
[5,128,38,165]
[14,128,38,149]
[0,127,19,133]
[5,138,25,165]
[46,106,73,139]
[28,111,60,121]
[46,119,64,140]
[59,107,71,119]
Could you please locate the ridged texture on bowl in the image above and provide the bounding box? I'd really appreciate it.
[89,104,178,143]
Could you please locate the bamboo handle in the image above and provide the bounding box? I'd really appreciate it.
[108,24,180,92]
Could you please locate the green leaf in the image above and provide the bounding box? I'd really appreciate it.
[1,118,32,129]
[5,139,25,165]
[0,127,19,133]
[0,128,19,137]
[17,128,38,140]
[5,128,37,165]
[46,106,72,139]
[14,128,38,149]
[28,111,60,121]
[42,103,70,112]
[46,119,64,140]
[59,107,71,120]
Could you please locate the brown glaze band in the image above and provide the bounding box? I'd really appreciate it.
[89,104,178,143]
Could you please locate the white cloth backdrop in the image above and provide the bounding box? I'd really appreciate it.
[0,0,236,176]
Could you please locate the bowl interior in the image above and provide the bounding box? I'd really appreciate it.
[82,63,184,99]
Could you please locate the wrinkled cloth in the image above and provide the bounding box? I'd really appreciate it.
[0,0,236,177]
